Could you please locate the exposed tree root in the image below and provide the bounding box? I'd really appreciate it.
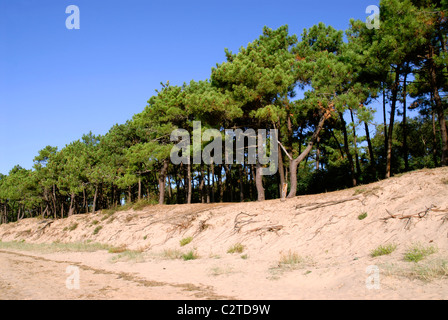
[381,205,438,230]
[234,212,258,233]
[295,196,362,213]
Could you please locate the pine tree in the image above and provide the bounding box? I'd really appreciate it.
[211,25,298,201]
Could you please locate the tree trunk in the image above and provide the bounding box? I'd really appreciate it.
[288,159,299,199]
[432,109,439,167]
[350,109,361,179]
[239,165,244,202]
[199,164,205,203]
[5,202,9,224]
[167,176,172,203]
[229,166,234,202]
[3,202,8,224]
[429,45,448,166]
[187,162,192,204]
[223,165,231,202]
[128,185,132,204]
[52,184,57,219]
[97,183,103,211]
[402,69,409,171]
[110,184,115,208]
[42,205,48,219]
[206,166,210,204]
[250,164,256,201]
[383,85,388,163]
[435,94,448,166]
[255,162,265,201]
[158,159,169,205]
[386,68,401,178]
[339,111,357,187]
[287,114,327,198]
[83,188,88,213]
[175,171,181,204]
[211,165,215,203]
[217,164,223,203]
[138,177,142,201]
[364,121,376,178]
[278,143,286,197]
[68,193,75,216]
[92,184,99,213]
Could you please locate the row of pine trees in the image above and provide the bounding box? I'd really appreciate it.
[1,0,447,223]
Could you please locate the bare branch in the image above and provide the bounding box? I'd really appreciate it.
[277,140,292,161]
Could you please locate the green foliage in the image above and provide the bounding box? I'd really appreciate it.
[227,243,245,254]
[133,198,157,210]
[110,249,145,263]
[0,3,447,224]
[404,243,438,262]
[66,223,78,231]
[182,250,199,261]
[180,236,193,247]
[358,212,368,220]
[93,226,103,235]
[0,240,112,253]
[370,243,397,257]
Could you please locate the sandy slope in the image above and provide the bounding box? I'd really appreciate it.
[0,167,448,300]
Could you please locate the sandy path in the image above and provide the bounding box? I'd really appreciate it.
[1,168,448,300]
[0,250,226,300]
[1,247,447,300]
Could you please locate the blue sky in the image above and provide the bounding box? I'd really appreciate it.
[0,0,381,175]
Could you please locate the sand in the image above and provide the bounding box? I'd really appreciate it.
[0,167,448,300]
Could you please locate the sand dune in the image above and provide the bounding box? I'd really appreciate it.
[1,167,448,300]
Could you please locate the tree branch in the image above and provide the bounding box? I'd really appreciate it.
[277,140,292,161]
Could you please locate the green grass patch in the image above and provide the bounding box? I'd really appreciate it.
[227,243,245,254]
[101,208,117,219]
[370,243,397,257]
[133,198,157,211]
[358,212,368,220]
[93,226,103,235]
[101,211,116,223]
[383,258,448,282]
[180,236,193,247]
[110,249,145,263]
[0,240,112,253]
[407,258,448,281]
[63,223,78,232]
[404,243,437,262]
[182,250,199,261]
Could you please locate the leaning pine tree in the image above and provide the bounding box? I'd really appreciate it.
[211,25,299,201]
